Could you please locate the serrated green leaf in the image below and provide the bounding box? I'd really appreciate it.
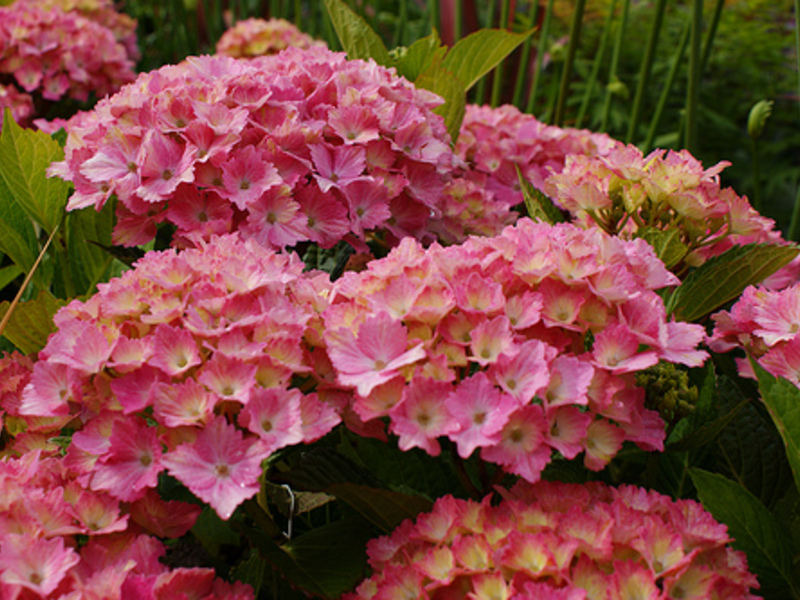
[0,290,66,354]
[715,373,793,510]
[0,170,40,281]
[244,516,372,599]
[0,265,22,293]
[395,31,447,81]
[754,360,800,497]
[415,60,465,144]
[442,28,535,91]
[666,244,799,321]
[327,483,432,533]
[689,468,798,597]
[0,109,69,234]
[517,166,565,224]
[667,400,748,453]
[323,0,391,67]
[635,227,689,269]
[66,200,115,295]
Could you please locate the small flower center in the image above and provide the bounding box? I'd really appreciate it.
[161,169,173,181]
[215,464,230,477]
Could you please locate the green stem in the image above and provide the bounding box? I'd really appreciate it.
[600,0,630,132]
[474,0,496,105]
[700,0,725,75]
[685,0,703,155]
[512,0,540,109]
[751,137,763,213]
[576,0,617,129]
[643,15,690,152]
[526,0,556,115]
[787,185,800,242]
[553,0,587,127]
[626,0,667,144]
[392,0,408,48]
[490,0,512,107]
[454,0,463,42]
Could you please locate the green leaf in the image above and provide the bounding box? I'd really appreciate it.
[395,31,447,82]
[517,166,565,224]
[229,550,266,597]
[323,0,391,67]
[635,226,688,269]
[665,243,799,322]
[0,109,69,234]
[244,516,372,599]
[415,60,465,144]
[689,468,798,597]
[715,372,793,510]
[327,483,432,533]
[191,506,242,560]
[442,28,535,92]
[66,200,116,295]
[0,290,66,354]
[754,360,800,496]
[0,168,40,281]
[0,265,23,293]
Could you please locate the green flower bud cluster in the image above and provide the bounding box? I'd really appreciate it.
[636,362,698,424]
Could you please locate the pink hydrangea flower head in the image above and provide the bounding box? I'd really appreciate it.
[216,17,325,58]
[20,234,338,519]
[346,480,758,600]
[0,0,136,114]
[323,219,707,481]
[545,143,788,272]
[432,103,620,243]
[51,47,454,251]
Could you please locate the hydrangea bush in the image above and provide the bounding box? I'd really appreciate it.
[1,3,798,598]
[216,17,325,58]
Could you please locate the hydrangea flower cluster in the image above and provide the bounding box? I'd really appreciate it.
[0,0,136,106]
[18,234,339,520]
[321,219,707,481]
[432,104,618,244]
[0,354,254,600]
[0,82,34,128]
[545,144,782,269]
[708,282,800,384]
[348,479,758,600]
[26,0,139,61]
[216,17,325,58]
[49,47,453,251]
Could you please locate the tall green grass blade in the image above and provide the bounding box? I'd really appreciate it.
[643,16,690,152]
[489,0,511,108]
[600,0,630,132]
[685,0,703,154]
[700,0,725,74]
[553,0,586,126]
[626,0,667,143]
[575,0,617,128]
[512,0,539,109]
[526,0,555,115]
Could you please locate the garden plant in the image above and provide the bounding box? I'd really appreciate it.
[1,0,800,598]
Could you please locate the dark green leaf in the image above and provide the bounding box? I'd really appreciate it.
[0,265,22,293]
[415,60,465,144]
[517,166,565,224]
[715,373,793,510]
[191,506,241,559]
[230,549,267,597]
[0,169,40,282]
[395,31,447,81]
[0,290,65,354]
[441,28,535,91]
[323,0,391,67]
[0,109,69,234]
[327,483,432,533]
[666,244,799,321]
[689,468,798,596]
[66,200,116,294]
[244,516,372,599]
[635,227,688,269]
[754,360,800,496]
